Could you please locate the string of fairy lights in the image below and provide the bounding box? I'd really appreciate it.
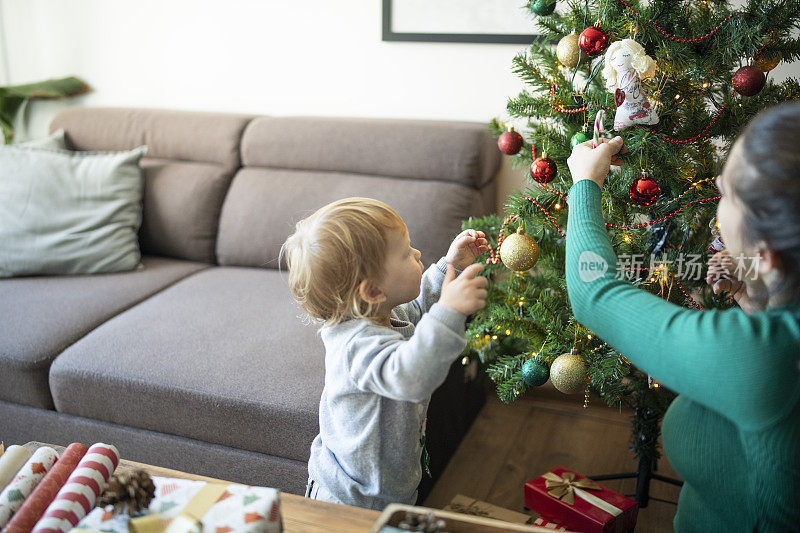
[496,1,749,303]
[483,0,794,402]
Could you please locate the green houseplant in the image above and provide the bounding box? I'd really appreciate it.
[0,76,90,144]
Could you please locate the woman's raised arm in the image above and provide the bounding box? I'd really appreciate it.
[565,179,800,431]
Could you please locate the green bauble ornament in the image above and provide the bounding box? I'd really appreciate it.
[571,132,590,148]
[521,358,549,386]
[530,0,556,16]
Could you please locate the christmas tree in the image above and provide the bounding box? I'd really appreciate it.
[463,0,800,493]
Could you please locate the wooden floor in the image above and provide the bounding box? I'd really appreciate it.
[424,386,682,532]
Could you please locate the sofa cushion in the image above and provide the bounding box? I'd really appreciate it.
[138,159,236,263]
[48,107,255,264]
[216,168,482,269]
[0,256,209,409]
[49,267,325,463]
[240,116,500,188]
[18,129,66,150]
[51,107,253,167]
[0,145,147,277]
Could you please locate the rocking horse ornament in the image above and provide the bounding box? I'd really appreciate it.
[602,39,659,130]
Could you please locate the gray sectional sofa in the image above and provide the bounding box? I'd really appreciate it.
[0,107,500,498]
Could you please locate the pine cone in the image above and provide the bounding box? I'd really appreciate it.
[96,469,156,516]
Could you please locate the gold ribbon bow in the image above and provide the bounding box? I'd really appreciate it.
[130,482,228,533]
[543,471,601,506]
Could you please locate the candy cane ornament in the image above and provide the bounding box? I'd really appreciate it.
[592,109,613,148]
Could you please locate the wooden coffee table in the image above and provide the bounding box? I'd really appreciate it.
[24,442,380,533]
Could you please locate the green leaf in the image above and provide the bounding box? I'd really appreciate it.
[0,76,91,144]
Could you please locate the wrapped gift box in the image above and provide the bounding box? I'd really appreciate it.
[443,494,533,524]
[532,516,567,531]
[524,466,637,533]
[75,476,282,533]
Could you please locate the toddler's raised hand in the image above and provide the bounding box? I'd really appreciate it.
[445,229,489,271]
[439,263,488,316]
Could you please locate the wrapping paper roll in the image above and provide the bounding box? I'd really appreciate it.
[0,447,59,527]
[0,446,33,493]
[2,442,88,533]
[31,443,119,533]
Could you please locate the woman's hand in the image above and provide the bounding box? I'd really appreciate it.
[567,136,627,189]
[706,250,763,314]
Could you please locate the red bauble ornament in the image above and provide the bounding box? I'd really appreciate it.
[629,173,660,206]
[732,65,766,97]
[578,25,609,55]
[530,154,557,184]
[498,130,524,155]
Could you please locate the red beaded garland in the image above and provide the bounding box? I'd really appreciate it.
[753,42,769,61]
[605,196,721,229]
[542,186,568,202]
[646,104,727,145]
[486,216,517,264]
[523,196,566,237]
[617,0,740,44]
[675,278,704,309]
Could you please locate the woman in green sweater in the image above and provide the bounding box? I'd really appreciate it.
[565,102,800,532]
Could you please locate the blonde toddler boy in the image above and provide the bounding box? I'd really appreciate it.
[281,197,488,510]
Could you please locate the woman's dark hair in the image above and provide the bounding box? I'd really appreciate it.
[733,101,800,303]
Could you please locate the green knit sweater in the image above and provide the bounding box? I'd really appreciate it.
[565,180,800,532]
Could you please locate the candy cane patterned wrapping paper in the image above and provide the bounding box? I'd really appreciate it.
[30,443,119,533]
[2,442,88,533]
[0,446,33,493]
[0,447,59,527]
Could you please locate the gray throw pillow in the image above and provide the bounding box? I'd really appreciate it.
[17,129,67,150]
[0,145,147,277]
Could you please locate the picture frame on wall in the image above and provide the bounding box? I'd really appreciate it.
[382,0,543,44]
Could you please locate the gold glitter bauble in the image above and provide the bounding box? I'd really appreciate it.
[754,52,781,73]
[550,351,588,394]
[557,32,581,68]
[500,227,540,272]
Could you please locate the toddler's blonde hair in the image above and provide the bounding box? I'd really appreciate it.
[281,197,407,326]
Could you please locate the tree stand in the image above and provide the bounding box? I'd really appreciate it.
[591,454,683,508]
[591,405,683,508]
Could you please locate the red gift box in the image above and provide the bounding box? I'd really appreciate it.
[533,516,567,530]
[524,466,638,533]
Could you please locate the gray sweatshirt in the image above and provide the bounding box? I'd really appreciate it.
[307,258,467,510]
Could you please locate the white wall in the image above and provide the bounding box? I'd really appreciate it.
[1,1,525,126]
[2,0,798,214]
[2,0,530,211]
